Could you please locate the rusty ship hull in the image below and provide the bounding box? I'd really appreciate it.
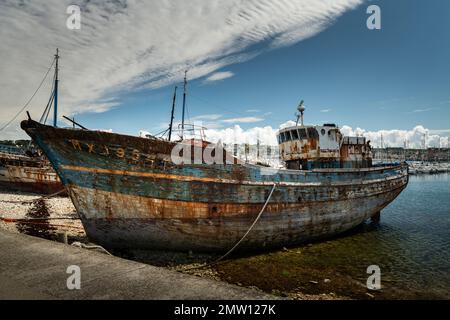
[0,152,64,194]
[21,120,408,251]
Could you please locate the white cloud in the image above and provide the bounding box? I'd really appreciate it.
[0,0,363,139]
[280,120,297,129]
[410,108,434,113]
[204,71,234,82]
[191,114,223,121]
[202,123,450,148]
[222,117,264,123]
[429,129,450,134]
[205,120,293,145]
[320,109,332,113]
[340,125,449,148]
[205,125,279,145]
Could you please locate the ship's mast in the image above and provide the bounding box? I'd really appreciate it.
[168,86,177,141]
[53,48,59,127]
[296,100,305,126]
[181,70,187,139]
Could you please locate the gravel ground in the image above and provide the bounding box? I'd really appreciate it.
[0,187,85,241]
[0,187,227,282]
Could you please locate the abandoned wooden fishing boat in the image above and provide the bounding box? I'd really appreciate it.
[21,96,408,251]
[0,150,63,194]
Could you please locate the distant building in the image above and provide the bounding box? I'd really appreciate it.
[373,147,450,162]
[223,143,280,166]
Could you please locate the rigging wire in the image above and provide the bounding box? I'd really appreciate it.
[40,70,57,125]
[43,93,55,125]
[39,72,55,123]
[0,57,56,132]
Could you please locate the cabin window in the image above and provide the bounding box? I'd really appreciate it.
[291,129,299,140]
[321,129,326,135]
[277,135,281,144]
[280,132,287,143]
[287,131,293,141]
[298,128,307,139]
[307,128,319,140]
[328,129,336,140]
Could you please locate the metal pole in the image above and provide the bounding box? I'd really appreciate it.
[168,86,177,141]
[62,115,88,130]
[181,70,187,139]
[53,48,59,127]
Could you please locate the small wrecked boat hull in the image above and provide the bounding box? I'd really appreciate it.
[0,154,64,195]
[21,120,408,251]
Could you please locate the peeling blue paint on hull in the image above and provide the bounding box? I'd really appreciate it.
[21,120,409,252]
[73,184,405,251]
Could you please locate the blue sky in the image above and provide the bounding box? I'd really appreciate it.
[79,0,450,141]
[0,0,449,146]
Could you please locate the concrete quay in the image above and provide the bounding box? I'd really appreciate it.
[0,230,276,300]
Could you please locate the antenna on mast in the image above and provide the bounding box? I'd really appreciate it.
[53,48,59,127]
[181,70,188,139]
[295,100,305,126]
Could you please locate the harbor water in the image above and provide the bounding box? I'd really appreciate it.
[215,173,450,299]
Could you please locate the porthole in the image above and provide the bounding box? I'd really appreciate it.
[321,129,326,135]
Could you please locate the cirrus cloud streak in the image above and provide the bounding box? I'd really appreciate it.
[0,0,362,139]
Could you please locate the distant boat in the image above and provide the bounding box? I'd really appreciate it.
[21,93,408,251]
[0,150,63,194]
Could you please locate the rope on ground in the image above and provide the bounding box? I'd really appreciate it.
[71,241,113,256]
[183,183,277,271]
[0,218,83,231]
[0,188,66,204]
[0,216,78,222]
[40,188,67,199]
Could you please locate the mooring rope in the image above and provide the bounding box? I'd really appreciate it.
[0,218,83,231]
[183,183,277,271]
[71,241,113,256]
[0,216,78,222]
[0,188,66,204]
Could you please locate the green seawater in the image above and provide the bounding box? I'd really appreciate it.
[216,173,450,299]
